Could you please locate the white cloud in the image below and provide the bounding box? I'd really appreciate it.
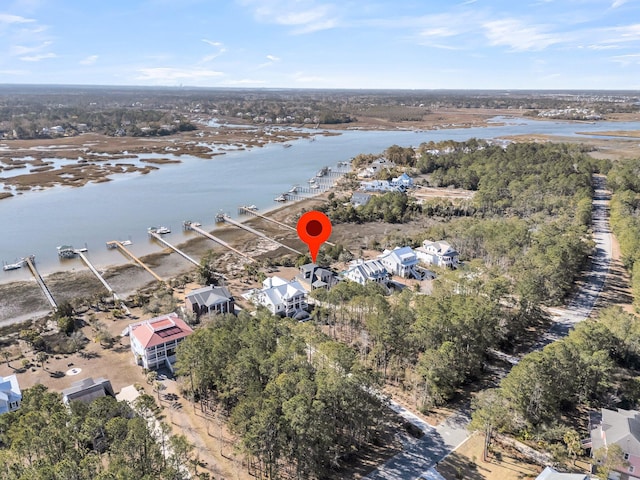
[80,55,98,65]
[199,39,226,63]
[20,52,55,61]
[136,67,224,83]
[258,54,281,68]
[612,0,628,8]
[9,40,51,56]
[266,54,280,62]
[238,0,339,34]
[483,19,563,51]
[611,54,640,66]
[0,13,35,24]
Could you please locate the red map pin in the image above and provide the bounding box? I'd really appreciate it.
[297,210,332,263]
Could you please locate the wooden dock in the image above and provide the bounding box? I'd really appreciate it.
[148,231,199,267]
[184,221,256,263]
[106,241,164,284]
[237,207,335,247]
[76,251,130,315]
[24,255,57,310]
[217,214,303,256]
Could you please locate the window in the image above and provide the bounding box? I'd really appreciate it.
[629,465,635,473]
[624,453,630,460]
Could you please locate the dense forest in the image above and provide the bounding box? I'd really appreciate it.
[174,310,385,480]
[0,385,196,480]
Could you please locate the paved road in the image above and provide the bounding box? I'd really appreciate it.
[365,175,613,479]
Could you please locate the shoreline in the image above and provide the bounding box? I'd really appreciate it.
[0,187,333,327]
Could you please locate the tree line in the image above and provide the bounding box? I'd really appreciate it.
[174,310,385,480]
[0,384,196,480]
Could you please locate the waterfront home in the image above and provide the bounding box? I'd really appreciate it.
[343,259,389,286]
[129,313,193,371]
[391,172,414,189]
[360,180,402,193]
[535,467,588,480]
[243,276,308,319]
[0,375,21,414]
[587,408,640,479]
[185,285,235,317]
[378,246,423,279]
[62,377,115,405]
[298,263,339,290]
[416,240,459,268]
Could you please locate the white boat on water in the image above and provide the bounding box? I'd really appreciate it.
[274,194,287,202]
[3,260,25,271]
[310,184,319,189]
[149,226,171,234]
[120,240,132,246]
[246,205,258,211]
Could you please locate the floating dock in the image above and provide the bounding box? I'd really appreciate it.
[237,207,335,247]
[148,231,199,267]
[76,250,130,315]
[216,213,303,256]
[24,255,57,310]
[106,241,164,284]
[183,221,256,263]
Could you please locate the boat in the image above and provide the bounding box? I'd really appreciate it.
[310,184,319,190]
[57,245,77,258]
[120,240,132,246]
[3,259,25,271]
[148,226,171,234]
[191,222,202,227]
[274,194,287,202]
[308,178,316,184]
[288,186,298,193]
[316,166,329,177]
[246,205,258,211]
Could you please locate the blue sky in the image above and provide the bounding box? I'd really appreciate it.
[1,0,639,89]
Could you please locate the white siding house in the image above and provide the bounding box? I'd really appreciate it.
[343,259,389,285]
[416,240,459,268]
[244,276,308,318]
[0,375,21,414]
[378,246,422,279]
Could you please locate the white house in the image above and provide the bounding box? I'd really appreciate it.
[535,467,588,480]
[244,276,308,319]
[588,408,640,479]
[416,240,459,268]
[129,313,193,370]
[378,246,422,279]
[360,180,402,193]
[343,259,389,286]
[0,375,21,414]
[62,377,115,405]
[391,173,414,189]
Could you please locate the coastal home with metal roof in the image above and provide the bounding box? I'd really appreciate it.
[343,259,389,286]
[129,313,193,370]
[185,285,235,317]
[0,374,21,415]
[62,377,115,405]
[243,276,308,319]
[416,240,460,269]
[588,408,640,479]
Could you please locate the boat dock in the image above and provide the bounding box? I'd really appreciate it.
[24,255,57,311]
[76,250,130,315]
[183,221,256,263]
[148,231,199,267]
[237,206,335,247]
[106,241,164,284]
[216,213,303,256]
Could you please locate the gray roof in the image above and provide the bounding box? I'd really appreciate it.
[590,408,640,457]
[62,377,114,405]
[536,467,588,480]
[186,285,233,307]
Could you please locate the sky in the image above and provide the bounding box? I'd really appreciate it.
[0,0,639,90]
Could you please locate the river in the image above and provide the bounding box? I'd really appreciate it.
[1,116,638,283]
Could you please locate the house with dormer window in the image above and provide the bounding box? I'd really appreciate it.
[129,313,193,370]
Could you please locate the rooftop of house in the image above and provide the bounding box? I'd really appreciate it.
[535,467,588,480]
[379,246,418,265]
[347,259,388,278]
[129,313,194,349]
[590,408,640,457]
[186,285,233,306]
[62,377,114,404]
[421,240,458,256]
[0,374,21,403]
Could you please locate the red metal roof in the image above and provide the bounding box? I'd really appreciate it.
[130,313,193,349]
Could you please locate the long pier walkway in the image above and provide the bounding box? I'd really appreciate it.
[106,241,164,284]
[218,214,303,256]
[77,251,130,315]
[238,206,335,247]
[24,255,57,310]
[148,231,199,267]
[184,221,256,263]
